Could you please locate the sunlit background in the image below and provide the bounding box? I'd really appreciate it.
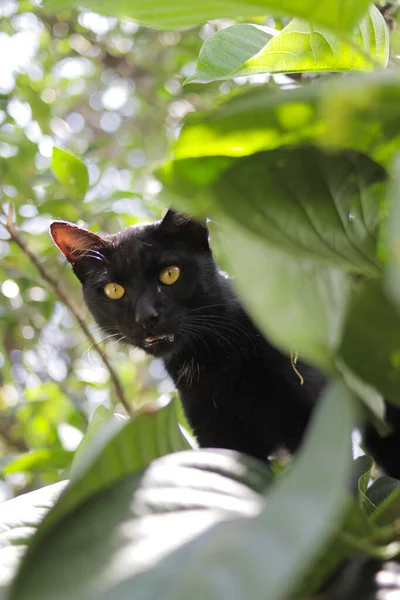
[0,0,340,501]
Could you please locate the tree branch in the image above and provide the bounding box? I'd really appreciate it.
[1,204,133,417]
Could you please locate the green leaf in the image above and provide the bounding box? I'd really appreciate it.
[15,398,192,562]
[353,455,376,515]
[174,72,400,167]
[186,7,388,84]
[9,450,273,600]
[339,279,400,405]
[165,147,386,276]
[10,381,354,600]
[41,0,372,33]
[2,449,73,476]
[369,477,400,526]
[185,24,274,84]
[368,476,400,509]
[335,359,387,435]
[0,482,67,589]
[215,221,350,370]
[51,147,89,200]
[123,380,357,600]
[69,406,123,480]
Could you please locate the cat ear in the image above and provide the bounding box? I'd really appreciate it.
[50,221,105,266]
[160,209,209,249]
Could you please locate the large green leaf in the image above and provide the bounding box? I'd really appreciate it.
[8,398,191,567]
[186,7,388,84]
[9,450,273,600]
[0,399,191,595]
[41,0,371,33]
[339,279,400,405]
[10,382,355,600]
[214,221,350,370]
[174,72,400,166]
[164,147,386,276]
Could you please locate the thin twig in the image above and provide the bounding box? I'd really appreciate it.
[1,204,133,417]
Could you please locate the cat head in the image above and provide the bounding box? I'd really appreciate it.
[50,210,217,357]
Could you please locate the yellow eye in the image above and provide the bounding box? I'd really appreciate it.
[104,283,125,300]
[159,266,180,285]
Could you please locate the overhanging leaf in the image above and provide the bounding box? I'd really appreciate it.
[41,0,372,33]
[339,279,400,405]
[117,380,357,600]
[214,221,350,370]
[186,7,388,84]
[17,398,191,566]
[9,450,273,600]
[174,72,400,167]
[51,147,89,200]
[10,382,355,600]
[164,147,386,276]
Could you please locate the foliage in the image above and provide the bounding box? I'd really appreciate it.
[1,0,400,599]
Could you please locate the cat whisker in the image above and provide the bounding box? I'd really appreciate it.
[85,332,127,362]
[182,322,240,360]
[185,302,239,315]
[187,315,258,352]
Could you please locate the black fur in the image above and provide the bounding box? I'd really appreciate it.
[50,211,400,474]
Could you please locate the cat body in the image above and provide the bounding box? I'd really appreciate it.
[50,210,400,474]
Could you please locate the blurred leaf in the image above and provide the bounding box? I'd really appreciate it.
[215,221,350,371]
[339,279,400,405]
[103,379,356,600]
[336,360,387,435]
[9,450,272,600]
[8,381,355,600]
[51,147,89,201]
[383,153,400,309]
[187,7,388,84]
[2,449,73,476]
[165,147,386,276]
[41,0,372,33]
[20,398,191,558]
[325,556,400,600]
[69,405,123,480]
[0,482,67,589]
[175,72,400,166]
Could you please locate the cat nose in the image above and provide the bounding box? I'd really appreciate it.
[135,302,159,329]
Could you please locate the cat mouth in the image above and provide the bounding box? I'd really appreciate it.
[143,333,175,348]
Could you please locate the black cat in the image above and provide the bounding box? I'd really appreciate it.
[50,210,400,476]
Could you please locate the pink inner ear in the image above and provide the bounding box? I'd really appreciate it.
[50,221,104,265]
